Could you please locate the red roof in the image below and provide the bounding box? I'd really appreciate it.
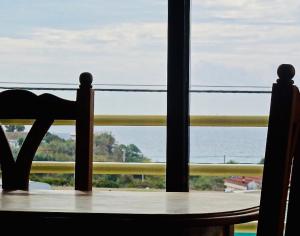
[224,176,262,187]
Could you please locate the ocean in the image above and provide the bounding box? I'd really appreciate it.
[95,126,267,164]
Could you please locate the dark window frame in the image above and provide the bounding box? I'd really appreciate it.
[166,0,190,192]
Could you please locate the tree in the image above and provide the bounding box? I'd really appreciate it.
[5,125,25,132]
[190,176,224,191]
[17,137,25,146]
[16,125,25,132]
[93,132,124,162]
[226,160,238,164]
[30,131,152,188]
[122,144,150,163]
[44,132,64,143]
[5,125,16,132]
[94,132,116,156]
[93,132,150,163]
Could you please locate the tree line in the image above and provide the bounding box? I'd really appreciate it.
[7,125,225,191]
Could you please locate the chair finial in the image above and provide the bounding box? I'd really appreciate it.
[277,64,295,85]
[79,72,93,88]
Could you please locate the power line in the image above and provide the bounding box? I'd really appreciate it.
[191,85,271,89]
[0,86,271,94]
[0,81,272,89]
[0,86,77,91]
[0,81,78,86]
[189,90,271,94]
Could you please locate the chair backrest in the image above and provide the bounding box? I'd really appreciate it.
[257,64,300,236]
[0,73,94,191]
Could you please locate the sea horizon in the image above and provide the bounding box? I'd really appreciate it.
[92,126,267,164]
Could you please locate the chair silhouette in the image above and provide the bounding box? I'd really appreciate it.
[257,64,299,236]
[0,73,94,191]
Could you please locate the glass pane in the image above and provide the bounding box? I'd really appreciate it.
[0,1,167,190]
[190,0,300,193]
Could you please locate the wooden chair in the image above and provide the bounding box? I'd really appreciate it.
[0,73,94,191]
[256,64,300,236]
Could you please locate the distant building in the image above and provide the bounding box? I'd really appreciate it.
[224,176,262,192]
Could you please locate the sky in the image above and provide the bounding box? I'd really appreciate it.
[1,0,300,116]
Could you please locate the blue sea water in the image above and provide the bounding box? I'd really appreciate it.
[95,126,267,164]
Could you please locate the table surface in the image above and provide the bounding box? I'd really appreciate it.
[0,190,260,217]
[0,190,261,235]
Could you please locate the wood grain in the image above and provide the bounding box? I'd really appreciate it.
[0,190,259,225]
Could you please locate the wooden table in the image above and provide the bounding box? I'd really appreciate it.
[0,190,260,235]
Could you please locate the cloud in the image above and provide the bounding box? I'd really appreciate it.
[1,4,300,86]
[0,22,166,56]
[191,21,300,86]
[1,1,299,115]
[0,23,167,84]
[192,0,300,25]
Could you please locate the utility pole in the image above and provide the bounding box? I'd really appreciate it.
[122,148,126,162]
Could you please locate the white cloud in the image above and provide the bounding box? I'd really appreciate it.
[192,0,300,24]
[0,23,167,85]
[190,22,300,86]
[1,1,300,115]
[32,23,166,51]
[0,23,167,62]
[1,6,300,87]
